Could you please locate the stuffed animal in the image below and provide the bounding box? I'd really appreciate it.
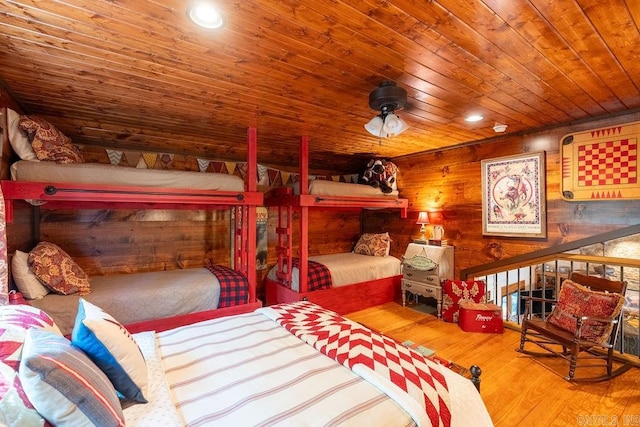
[360,158,398,194]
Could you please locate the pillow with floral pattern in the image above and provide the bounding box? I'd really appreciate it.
[18,116,83,164]
[547,279,625,345]
[28,242,90,296]
[353,232,391,257]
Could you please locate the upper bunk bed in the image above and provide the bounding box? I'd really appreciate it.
[264,135,408,314]
[0,106,263,317]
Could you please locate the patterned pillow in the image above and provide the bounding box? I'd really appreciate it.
[0,304,62,370]
[72,299,148,404]
[12,250,49,300]
[18,116,83,164]
[6,108,38,161]
[547,279,625,345]
[353,232,391,257]
[19,329,125,427]
[0,361,45,426]
[441,280,486,323]
[28,242,91,296]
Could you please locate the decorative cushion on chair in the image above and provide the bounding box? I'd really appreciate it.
[441,280,486,323]
[547,279,625,345]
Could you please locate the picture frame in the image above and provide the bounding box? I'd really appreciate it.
[481,152,546,238]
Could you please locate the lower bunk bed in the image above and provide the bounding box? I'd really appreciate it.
[10,242,260,336]
[27,266,258,336]
[1,300,493,427]
[265,251,402,315]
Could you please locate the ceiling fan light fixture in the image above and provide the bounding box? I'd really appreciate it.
[365,81,410,138]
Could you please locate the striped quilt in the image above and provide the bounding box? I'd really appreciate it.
[151,304,491,427]
[157,311,417,426]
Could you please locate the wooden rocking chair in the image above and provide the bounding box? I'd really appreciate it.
[517,273,632,382]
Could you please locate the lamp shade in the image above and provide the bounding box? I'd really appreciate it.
[416,211,429,225]
[365,116,384,137]
[382,113,409,137]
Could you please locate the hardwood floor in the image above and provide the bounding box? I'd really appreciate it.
[345,302,640,427]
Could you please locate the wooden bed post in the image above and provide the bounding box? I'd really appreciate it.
[246,127,258,303]
[299,136,309,294]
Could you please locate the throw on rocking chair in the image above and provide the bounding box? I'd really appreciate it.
[517,272,632,382]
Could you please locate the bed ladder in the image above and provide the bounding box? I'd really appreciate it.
[275,205,294,287]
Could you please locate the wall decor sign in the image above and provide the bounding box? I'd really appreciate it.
[481,152,546,238]
[561,121,639,201]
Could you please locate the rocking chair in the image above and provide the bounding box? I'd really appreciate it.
[517,272,632,382]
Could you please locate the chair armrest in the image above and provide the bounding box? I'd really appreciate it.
[574,314,619,324]
[573,314,620,343]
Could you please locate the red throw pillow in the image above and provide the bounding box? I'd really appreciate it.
[547,279,625,344]
[441,280,486,323]
[28,242,91,296]
[19,116,83,164]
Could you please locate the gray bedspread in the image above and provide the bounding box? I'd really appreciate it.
[30,268,221,335]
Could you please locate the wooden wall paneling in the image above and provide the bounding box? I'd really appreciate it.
[5,201,35,254]
[38,208,233,276]
[266,208,361,267]
[365,110,640,279]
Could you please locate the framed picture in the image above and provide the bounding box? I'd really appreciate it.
[481,152,546,238]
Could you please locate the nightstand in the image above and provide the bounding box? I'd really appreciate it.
[401,244,454,318]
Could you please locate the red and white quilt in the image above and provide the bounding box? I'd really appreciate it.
[263,301,452,427]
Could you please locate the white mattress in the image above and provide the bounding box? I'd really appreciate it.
[268,253,402,291]
[291,179,400,197]
[124,309,493,427]
[30,268,221,336]
[10,160,245,191]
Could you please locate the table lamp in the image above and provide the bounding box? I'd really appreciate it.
[415,211,429,243]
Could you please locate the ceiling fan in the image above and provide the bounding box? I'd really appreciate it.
[365,81,409,138]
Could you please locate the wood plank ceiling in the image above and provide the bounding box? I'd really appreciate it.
[1,0,640,172]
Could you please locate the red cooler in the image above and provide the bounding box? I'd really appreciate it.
[459,301,504,333]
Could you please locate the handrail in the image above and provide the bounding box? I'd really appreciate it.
[460,223,640,280]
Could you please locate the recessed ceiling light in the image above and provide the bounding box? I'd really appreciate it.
[465,114,484,122]
[188,2,224,29]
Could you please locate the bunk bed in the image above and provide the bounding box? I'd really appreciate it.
[264,136,409,314]
[0,107,263,327]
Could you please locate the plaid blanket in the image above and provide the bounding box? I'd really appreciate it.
[291,258,332,291]
[266,301,452,427]
[205,265,248,308]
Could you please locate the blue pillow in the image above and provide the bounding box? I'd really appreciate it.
[19,329,125,427]
[71,299,148,403]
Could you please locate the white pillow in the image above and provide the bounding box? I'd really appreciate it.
[11,250,49,300]
[6,109,38,161]
[71,299,148,403]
